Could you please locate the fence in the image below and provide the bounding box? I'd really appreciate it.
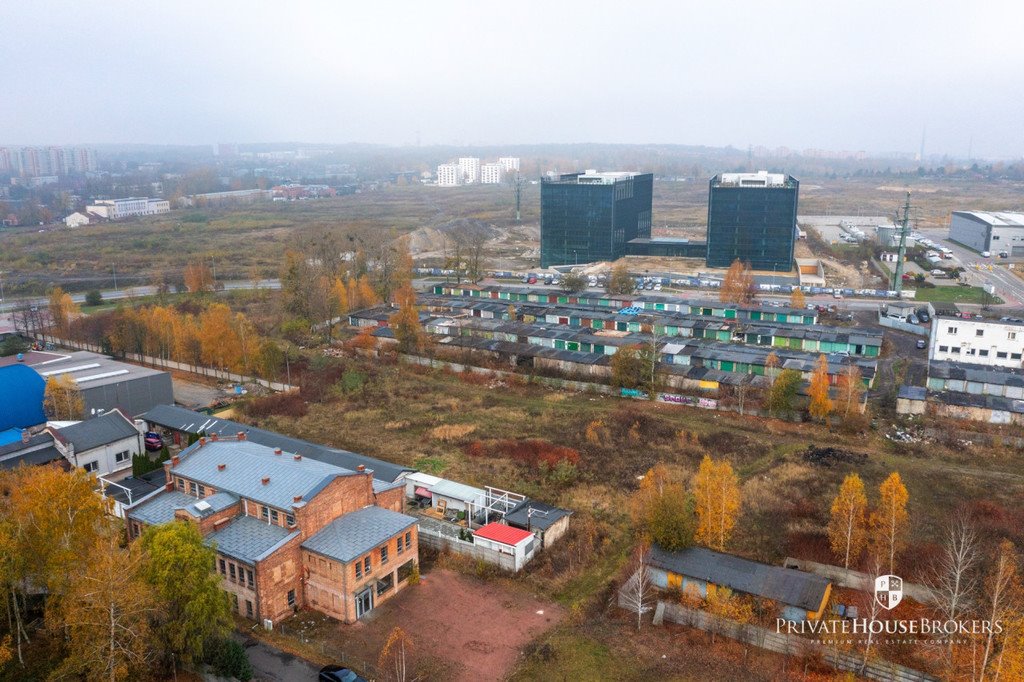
[417,522,519,572]
[35,335,297,392]
[878,315,929,336]
[783,557,938,605]
[623,591,938,682]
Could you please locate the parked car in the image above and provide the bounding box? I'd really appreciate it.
[143,432,164,452]
[999,251,1009,258]
[319,666,367,682]
[981,251,991,258]
[917,309,930,323]
[908,314,919,324]
[916,339,927,350]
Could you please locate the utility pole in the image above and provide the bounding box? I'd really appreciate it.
[892,192,912,293]
[112,265,118,291]
[513,173,524,223]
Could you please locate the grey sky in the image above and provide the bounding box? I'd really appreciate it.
[3,1,1022,158]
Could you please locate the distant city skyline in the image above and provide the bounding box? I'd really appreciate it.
[3,2,1023,159]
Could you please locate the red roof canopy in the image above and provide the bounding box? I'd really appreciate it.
[473,522,533,546]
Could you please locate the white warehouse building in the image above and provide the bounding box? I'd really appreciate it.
[86,197,170,220]
[930,315,1024,368]
[948,211,1024,256]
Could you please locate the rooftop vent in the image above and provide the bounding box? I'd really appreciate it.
[217,464,226,471]
[199,437,206,446]
[211,433,219,441]
[194,500,211,512]
[274,448,282,455]
[262,476,270,485]
[293,495,303,503]
[293,454,302,461]
[357,465,365,472]
[237,431,246,441]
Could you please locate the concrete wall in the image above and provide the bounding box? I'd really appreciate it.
[949,213,990,253]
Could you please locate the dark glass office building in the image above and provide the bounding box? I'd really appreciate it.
[706,171,799,272]
[540,171,653,267]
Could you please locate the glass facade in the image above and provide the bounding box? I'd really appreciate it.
[540,173,653,267]
[706,175,799,272]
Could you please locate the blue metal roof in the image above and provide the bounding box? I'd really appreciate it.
[0,365,46,432]
[206,515,298,565]
[302,506,416,563]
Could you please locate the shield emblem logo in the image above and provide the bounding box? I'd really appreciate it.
[874,574,903,610]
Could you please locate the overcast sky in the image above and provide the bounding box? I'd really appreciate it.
[3,1,1022,158]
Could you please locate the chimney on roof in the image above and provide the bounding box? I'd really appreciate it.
[357,465,365,472]
[21,429,30,444]
[237,431,246,441]
[261,476,270,485]
[293,454,302,461]
[274,448,282,455]
[171,455,180,466]
[217,464,226,471]
[211,433,219,442]
[293,495,302,503]
[199,437,206,446]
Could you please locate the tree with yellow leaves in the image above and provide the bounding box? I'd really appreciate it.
[378,626,413,682]
[869,472,909,575]
[48,531,155,681]
[198,303,241,371]
[333,277,351,316]
[630,464,695,551]
[720,259,755,304]
[808,354,833,423]
[979,539,1021,679]
[183,261,215,293]
[828,473,867,569]
[47,286,79,339]
[692,455,741,551]
[790,287,806,309]
[837,363,865,419]
[389,284,425,353]
[43,374,85,420]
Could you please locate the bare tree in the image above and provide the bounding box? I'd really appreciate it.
[860,556,884,674]
[979,540,1020,681]
[620,545,654,631]
[927,512,980,674]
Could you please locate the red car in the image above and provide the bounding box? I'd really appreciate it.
[144,432,164,451]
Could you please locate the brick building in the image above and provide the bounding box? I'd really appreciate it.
[125,433,417,625]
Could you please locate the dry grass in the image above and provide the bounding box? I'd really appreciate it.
[428,423,477,442]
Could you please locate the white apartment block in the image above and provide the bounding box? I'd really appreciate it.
[929,316,1024,368]
[436,163,462,187]
[458,157,480,184]
[480,163,503,184]
[499,157,520,173]
[86,197,171,219]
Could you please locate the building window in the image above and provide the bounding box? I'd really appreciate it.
[1013,353,1022,360]
[951,347,961,354]
[938,346,949,352]
[948,327,957,335]
[261,506,269,522]
[397,537,403,555]
[364,556,371,574]
[245,600,253,618]
[271,510,280,525]
[114,450,130,463]
[376,574,394,596]
[197,484,206,497]
[1009,332,1017,340]
[287,590,296,607]
[189,481,197,495]
[380,546,388,565]
[219,559,226,575]
[285,514,295,527]
[177,478,185,491]
[405,532,411,551]
[246,569,254,589]
[997,352,1008,359]
[82,461,98,473]
[231,593,239,612]
[979,350,989,357]
[355,560,362,579]
[976,329,985,337]
[229,564,236,581]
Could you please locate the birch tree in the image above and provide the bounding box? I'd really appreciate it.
[979,540,1020,681]
[378,626,413,682]
[693,455,741,551]
[868,472,909,575]
[827,473,867,569]
[621,545,654,631]
[926,512,980,676]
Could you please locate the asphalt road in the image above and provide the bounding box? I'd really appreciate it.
[235,633,321,682]
[0,279,281,313]
[914,226,1024,306]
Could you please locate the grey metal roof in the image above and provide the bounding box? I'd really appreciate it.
[898,385,927,400]
[302,506,416,563]
[0,445,62,470]
[171,440,356,510]
[142,404,412,482]
[428,478,486,502]
[206,515,298,565]
[54,410,138,452]
[929,360,1024,387]
[127,490,196,526]
[646,545,830,612]
[504,500,573,531]
[180,491,239,518]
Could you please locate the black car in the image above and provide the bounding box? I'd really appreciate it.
[319,665,367,682]
[916,339,927,350]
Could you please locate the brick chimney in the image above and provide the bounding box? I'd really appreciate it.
[237,431,246,441]
[357,465,366,472]
[211,433,219,442]
[20,429,30,444]
[293,454,302,461]
[217,464,226,471]
[274,448,282,455]
[293,495,303,503]
[199,437,206,447]
[262,476,270,485]
[171,455,180,466]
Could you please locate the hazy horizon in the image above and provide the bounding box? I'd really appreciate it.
[4,1,1023,159]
